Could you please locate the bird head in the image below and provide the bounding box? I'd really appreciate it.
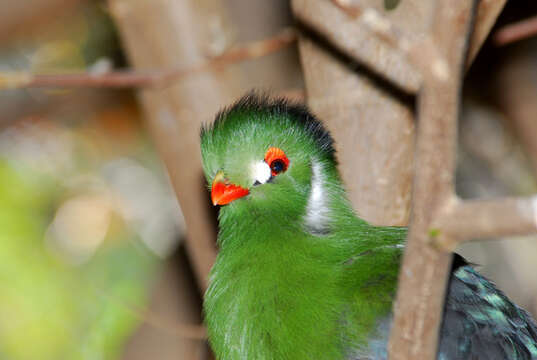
[200,93,338,231]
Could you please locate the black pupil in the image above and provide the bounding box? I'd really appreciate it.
[270,159,285,174]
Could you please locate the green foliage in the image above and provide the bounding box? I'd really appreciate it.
[0,160,158,360]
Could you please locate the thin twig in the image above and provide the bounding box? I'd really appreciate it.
[0,71,160,89]
[0,27,297,90]
[494,15,537,46]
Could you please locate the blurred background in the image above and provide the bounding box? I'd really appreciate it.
[0,0,536,359]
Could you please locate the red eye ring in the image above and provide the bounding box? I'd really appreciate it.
[264,147,289,176]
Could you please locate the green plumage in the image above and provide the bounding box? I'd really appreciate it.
[200,93,537,359]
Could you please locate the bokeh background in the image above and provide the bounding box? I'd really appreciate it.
[0,0,536,359]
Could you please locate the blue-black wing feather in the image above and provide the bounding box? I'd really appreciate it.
[438,254,537,360]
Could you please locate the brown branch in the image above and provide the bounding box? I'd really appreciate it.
[331,0,406,48]
[108,0,301,298]
[433,196,537,251]
[0,71,160,89]
[330,0,429,71]
[208,27,296,66]
[467,0,507,65]
[295,30,416,224]
[494,15,537,46]
[292,0,421,93]
[330,0,456,78]
[0,27,296,90]
[332,0,505,69]
[329,0,456,91]
[298,0,504,93]
[387,0,477,359]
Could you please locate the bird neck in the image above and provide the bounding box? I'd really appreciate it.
[206,224,352,359]
[206,164,375,359]
[205,159,408,359]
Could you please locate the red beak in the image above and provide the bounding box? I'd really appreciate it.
[211,171,249,206]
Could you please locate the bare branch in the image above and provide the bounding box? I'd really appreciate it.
[388,0,477,358]
[330,0,406,48]
[0,71,161,89]
[296,0,505,94]
[293,0,422,92]
[295,33,415,226]
[108,0,300,297]
[0,27,297,90]
[432,196,537,251]
[494,15,537,46]
[329,0,503,81]
[467,0,507,64]
[332,1,444,79]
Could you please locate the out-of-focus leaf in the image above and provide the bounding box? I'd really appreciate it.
[0,159,158,360]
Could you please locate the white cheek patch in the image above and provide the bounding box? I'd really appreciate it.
[304,160,331,234]
[251,161,272,185]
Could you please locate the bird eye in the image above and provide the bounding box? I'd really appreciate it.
[264,147,289,176]
[270,159,285,174]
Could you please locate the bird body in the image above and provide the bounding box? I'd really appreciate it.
[200,94,537,359]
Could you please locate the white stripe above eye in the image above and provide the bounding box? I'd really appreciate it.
[251,161,272,185]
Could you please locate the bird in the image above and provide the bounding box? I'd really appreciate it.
[200,93,537,359]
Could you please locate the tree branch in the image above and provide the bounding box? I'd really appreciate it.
[0,27,296,90]
[494,15,537,46]
[293,0,421,93]
[295,0,504,94]
[330,0,410,49]
[0,71,160,89]
[433,196,537,251]
[387,0,477,358]
[294,22,415,226]
[466,0,507,64]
